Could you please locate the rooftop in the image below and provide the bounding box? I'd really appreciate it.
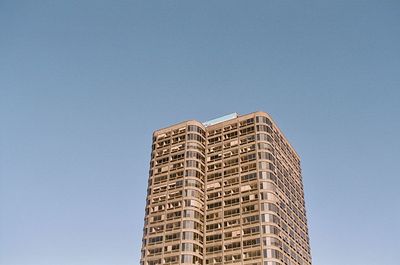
[202,113,238,127]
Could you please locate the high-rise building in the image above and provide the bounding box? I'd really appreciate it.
[140,112,312,265]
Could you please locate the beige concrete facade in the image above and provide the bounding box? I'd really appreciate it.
[140,112,312,265]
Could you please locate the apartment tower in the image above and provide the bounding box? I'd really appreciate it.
[140,112,312,265]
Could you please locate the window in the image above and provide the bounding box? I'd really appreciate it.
[148,236,163,245]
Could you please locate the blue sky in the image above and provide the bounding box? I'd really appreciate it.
[1,1,399,265]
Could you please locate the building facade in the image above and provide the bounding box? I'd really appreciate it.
[140,112,312,265]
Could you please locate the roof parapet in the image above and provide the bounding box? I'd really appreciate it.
[202,113,238,127]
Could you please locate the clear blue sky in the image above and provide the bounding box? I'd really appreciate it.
[1,1,399,265]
